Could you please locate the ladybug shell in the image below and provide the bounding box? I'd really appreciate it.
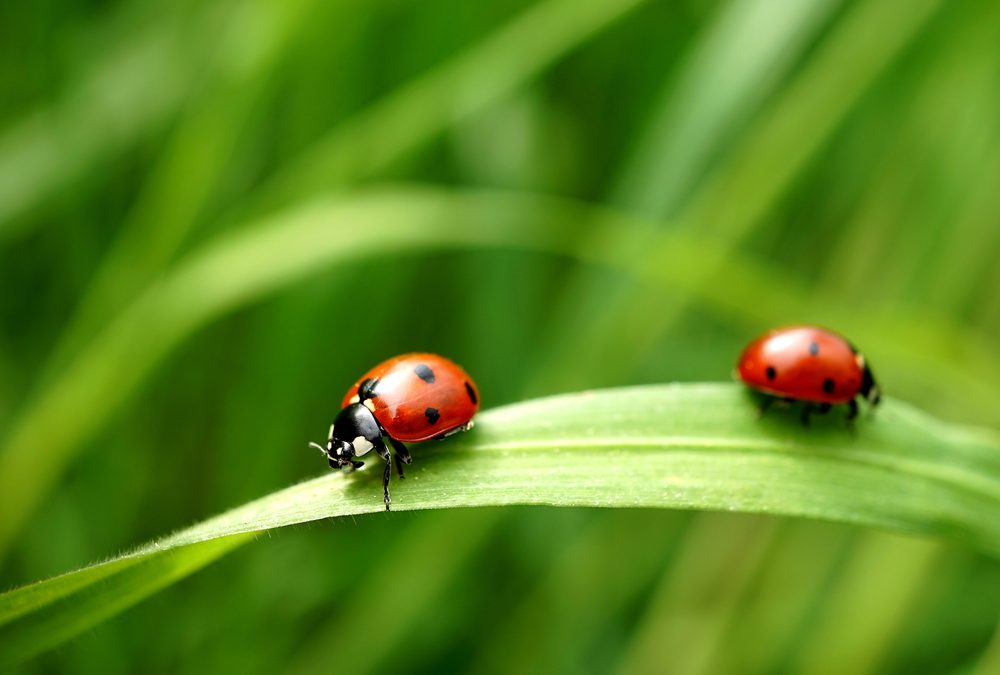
[737,326,864,404]
[342,353,480,442]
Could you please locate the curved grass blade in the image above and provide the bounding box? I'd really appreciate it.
[3,186,1000,557]
[40,0,647,377]
[0,0,285,240]
[254,0,650,212]
[611,0,842,216]
[0,535,251,667]
[528,0,946,394]
[1,383,999,667]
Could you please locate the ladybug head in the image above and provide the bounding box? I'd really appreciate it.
[309,435,356,469]
[327,439,355,466]
[311,403,382,471]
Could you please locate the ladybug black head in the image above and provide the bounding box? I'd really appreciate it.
[327,439,354,468]
[310,403,383,472]
[309,435,355,469]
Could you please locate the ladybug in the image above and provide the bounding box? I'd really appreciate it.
[309,353,479,510]
[736,325,880,423]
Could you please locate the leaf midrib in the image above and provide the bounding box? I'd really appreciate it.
[436,434,999,503]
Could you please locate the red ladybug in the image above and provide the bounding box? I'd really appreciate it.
[736,326,880,423]
[310,353,479,510]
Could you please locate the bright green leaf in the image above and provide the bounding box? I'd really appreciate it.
[1,383,999,666]
[3,186,1000,558]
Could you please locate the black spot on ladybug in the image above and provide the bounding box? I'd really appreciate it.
[414,364,435,383]
[465,381,478,405]
[823,378,836,394]
[766,366,777,381]
[809,341,820,356]
[424,407,440,425]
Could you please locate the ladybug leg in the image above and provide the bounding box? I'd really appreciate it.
[372,439,393,511]
[388,437,412,479]
[802,403,831,426]
[846,399,859,422]
[757,395,775,419]
[382,459,392,511]
[800,403,813,426]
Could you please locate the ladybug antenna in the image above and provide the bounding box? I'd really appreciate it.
[309,423,337,456]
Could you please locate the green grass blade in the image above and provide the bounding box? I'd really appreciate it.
[41,0,320,371]
[255,0,649,211]
[38,0,641,375]
[611,0,841,216]
[286,510,502,675]
[1,383,999,667]
[0,535,251,667]
[678,0,944,239]
[3,186,1000,557]
[528,0,945,394]
[0,0,275,240]
[468,510,684,674]
[613,515,779,675]
[971,622,1000,675]
[787,535,944,675]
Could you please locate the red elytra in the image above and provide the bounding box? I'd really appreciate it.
[736,326,872,405]
[342,352,479,442]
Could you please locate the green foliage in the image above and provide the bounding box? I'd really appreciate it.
[1,0,999,672]
[3,384,998,666]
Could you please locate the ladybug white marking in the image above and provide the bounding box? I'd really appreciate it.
[352,436,374,456]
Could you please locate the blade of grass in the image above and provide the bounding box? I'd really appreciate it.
[0,0,266,240]
[467,510,684,674]
[677,0,944,240]
[1,383,999,667]
[0,534,252,667]
[42,0,641,375]
[41,0,321,375]
[3,0,654,547]
[528,0,945,394]
[251,0,650,212]
[786,534,945,675]
[970,621,1000,675]
[4,185,1000,558]
[541,8,984,673]
[286,510,502,675]
[713,523,855,675]
[530,0,841,393]
[612,515,779,675]
[611,0,841,216]
[0,186,580,557]
[818,2,1000,302]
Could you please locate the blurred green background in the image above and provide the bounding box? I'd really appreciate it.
[1,0,999,672]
